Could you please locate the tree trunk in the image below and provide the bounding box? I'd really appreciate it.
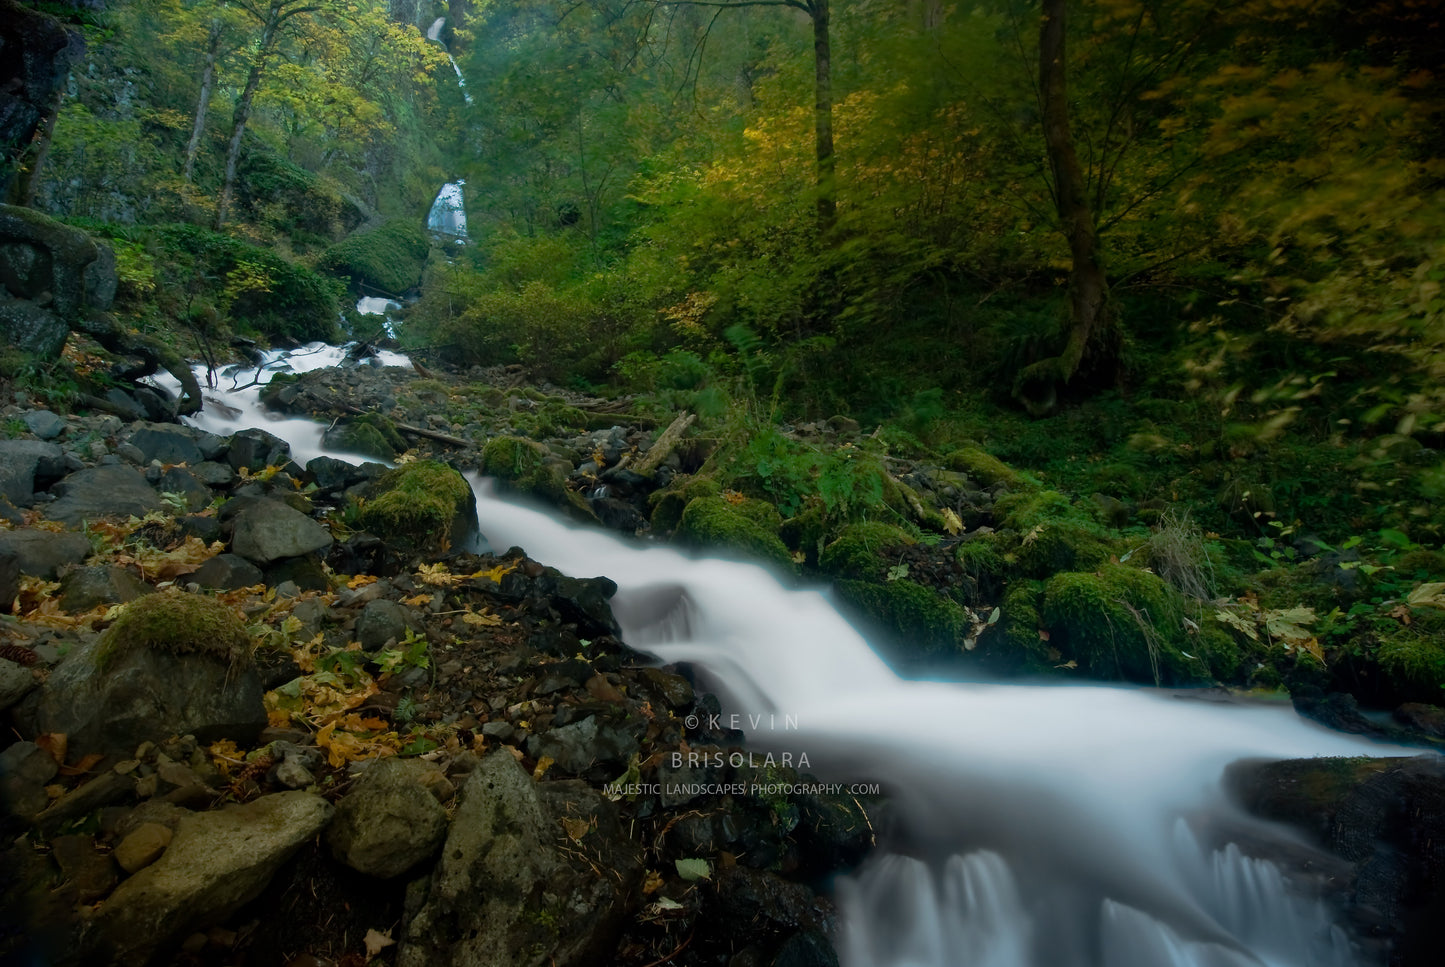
[8,87,63,207]
[810,0,835,231]
[1014,0,1116,415]
[183,19,223,183]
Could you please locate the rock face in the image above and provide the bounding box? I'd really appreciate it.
[91,791,334,965]
[1227,755,1445,965]
[229,497,333,564]
[399,749,643,967]
[14,637,267,755]
[0,439,66,506]
[46,464,161,526]
[0,204,115,357]
[0,2,82,198]
[326,758,448,878]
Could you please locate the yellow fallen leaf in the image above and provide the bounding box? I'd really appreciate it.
[532,755,554,780]
[363,928,395,958]
[347,574,378,589]
[462,608,503,627]
[416,563,459,587]
[941,507,963,536]
[471,561,517,584]
[401,593,433,607]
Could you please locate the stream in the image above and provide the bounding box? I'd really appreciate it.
[158,345,1414,966]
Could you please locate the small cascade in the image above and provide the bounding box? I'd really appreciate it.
[427,180,467,239]
[424,14,472,104]
[426,16,445,41]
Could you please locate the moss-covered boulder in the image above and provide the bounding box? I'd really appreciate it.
[98,589,253,671]
[325,413,407,462]
[357,460,479,554]
[1371,612,1445,705]
[676,496,795,572]
[956,537,1006,599]
[16,590,266,755]
[834,578,968,656]
[319,218,431,295]
[995,489,1115,577]
[1040,565,1205,685]
[649,475,721,535]
[942,446,1024,488]
[818,523,916,581]
[482,436,565,500]
[995,578,1052,671]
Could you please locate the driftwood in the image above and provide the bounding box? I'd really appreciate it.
[633,411,695,478]
[307,393,472,448]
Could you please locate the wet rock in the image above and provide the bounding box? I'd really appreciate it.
[178,513,223,544]
[22,410,66,440]
[130,423,203,466]
[0,439,66,506]
[356,598,424,650]
[1394,703,1445,739]
[327,532,404,578]
[0,654,35,710]
[326,758,448,878]
[14,636,267,756]
[0,740,58,821]
[226,427,291,474]
[305,454,363,493]
[156,467,214,512]
[46,464,162,526]
[92,791,334,966]
[399,750,642,967]
[0,545,19,611]
[58,564,154,612]
[0,528,91,579]
[189,553,264,591]
[229,497,333,564]
[640,667,694,710]
[114,822,174,874]
[532,571,622,639]
[526,714,641,777]
[1227,755,1445,959]
[263,554,330,592]
[190,460,235,487]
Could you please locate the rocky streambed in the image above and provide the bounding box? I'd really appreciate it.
[2,353,1444,967]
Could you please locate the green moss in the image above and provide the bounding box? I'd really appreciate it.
[780,502,831,566]
[1375,624,1445,702]
[319,218,431,295]
[943,446,1024,487]
[818,523,917,580]
[526,401,587,437]
[1197,624,1246,682]
[649,475,721,534]
[481,435,566,502]
[1396,549,1445,579]
[97,589,252,670]
[995,489,1115,577]
[997,579,1051,670]
[676,497,795,572]
[834,578,967,654]
[956,537,1006,598]
[331,413,405,462]
[358,460,472,551]
[1041,565,1205,685]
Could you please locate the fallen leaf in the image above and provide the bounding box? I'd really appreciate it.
[58,753,105,777]
[363,928,395,958]
[941,507,963,535]
[1407,582,1445,610]
[561,816,590,842]
[35,733,67,766]
[347,574,378,590]
[532,755,554,780]
[642,870,665,894]
[471,561,518,584]
[462,608,503,627]
[675,857,712,881]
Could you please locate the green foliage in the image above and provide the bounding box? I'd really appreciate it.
[818,523,917,581]
[357,460,471,551]
[97,589,252,670]
[319,218,432,294]
[481,435,566,502]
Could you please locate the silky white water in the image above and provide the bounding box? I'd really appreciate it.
[427,181,468,237]
[156,346,1416,966]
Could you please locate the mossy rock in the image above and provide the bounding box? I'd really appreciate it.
[943,446,1023,488]
[818,523,916,581]
[1373,617,1445,704]
[481,435,566,502]
[328,413,405,462]
[780,502,831,567]
[97,589,252,670]
[528,401,587,437]
[956,537,1005,596]
[1396,549,1445,579]
[834,578,967,655]
[358,460,477,553]
[649,475,721,535]
[1197,624,1247,682]
[995,489,1114,577]
[676,496,795,572]
[1041,565,1205,685]
[993,579,1052,672]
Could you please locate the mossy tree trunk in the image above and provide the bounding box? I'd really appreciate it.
[184,17,225,184]
[1013,0,1119,416]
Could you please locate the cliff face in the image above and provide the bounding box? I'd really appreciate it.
[0,0,83,200]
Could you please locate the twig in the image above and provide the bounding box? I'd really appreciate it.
[640,929,695,967]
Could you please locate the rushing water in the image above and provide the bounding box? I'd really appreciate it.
[427,181,467,238]
[155,346,1415,966]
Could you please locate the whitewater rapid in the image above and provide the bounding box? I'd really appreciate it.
[157,344,1415,967]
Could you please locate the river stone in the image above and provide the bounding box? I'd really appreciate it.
[526,715,642,778]
[46,464,161,526]
[0,655,35,711]
[399,750,643,967]
[0,545,19,610]
[13,636,267,755]
[189,553,264,591]
[355,598,423,651]
[23,410,65,440]
[93,791,334,965]
[128,423,203,466]
[114,822,174,874]
[0,740,58,821]
[156,466,213,512]
[305,455,363,494]
[0,439,66,505]
[229,498,333,565]
[0,528,91,579]
[58,564,153,612]
[326,758,447,878]
[191,460,235,487]
[226,427,290,474]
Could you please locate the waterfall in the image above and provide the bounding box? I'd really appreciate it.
[150,345,1417,967]
[427,180,467,238]
[425,15,472,104]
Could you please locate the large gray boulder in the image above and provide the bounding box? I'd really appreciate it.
[90,791,334,965]
[129,423,204,466]
[14,636,266,755]
[326,758,448,878]
[226,428,291,474]
[399,750,643,967]
[0,439,66,506]
[0,203,114,356]
[46,465,161,526]
[229,498,333,564]
[0,528,91,579]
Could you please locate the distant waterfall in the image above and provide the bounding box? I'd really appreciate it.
[427,181,467,239]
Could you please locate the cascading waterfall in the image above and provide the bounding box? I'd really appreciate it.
[427,180,467,239]
[153,345,1415,967]
[425,15,472,104]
